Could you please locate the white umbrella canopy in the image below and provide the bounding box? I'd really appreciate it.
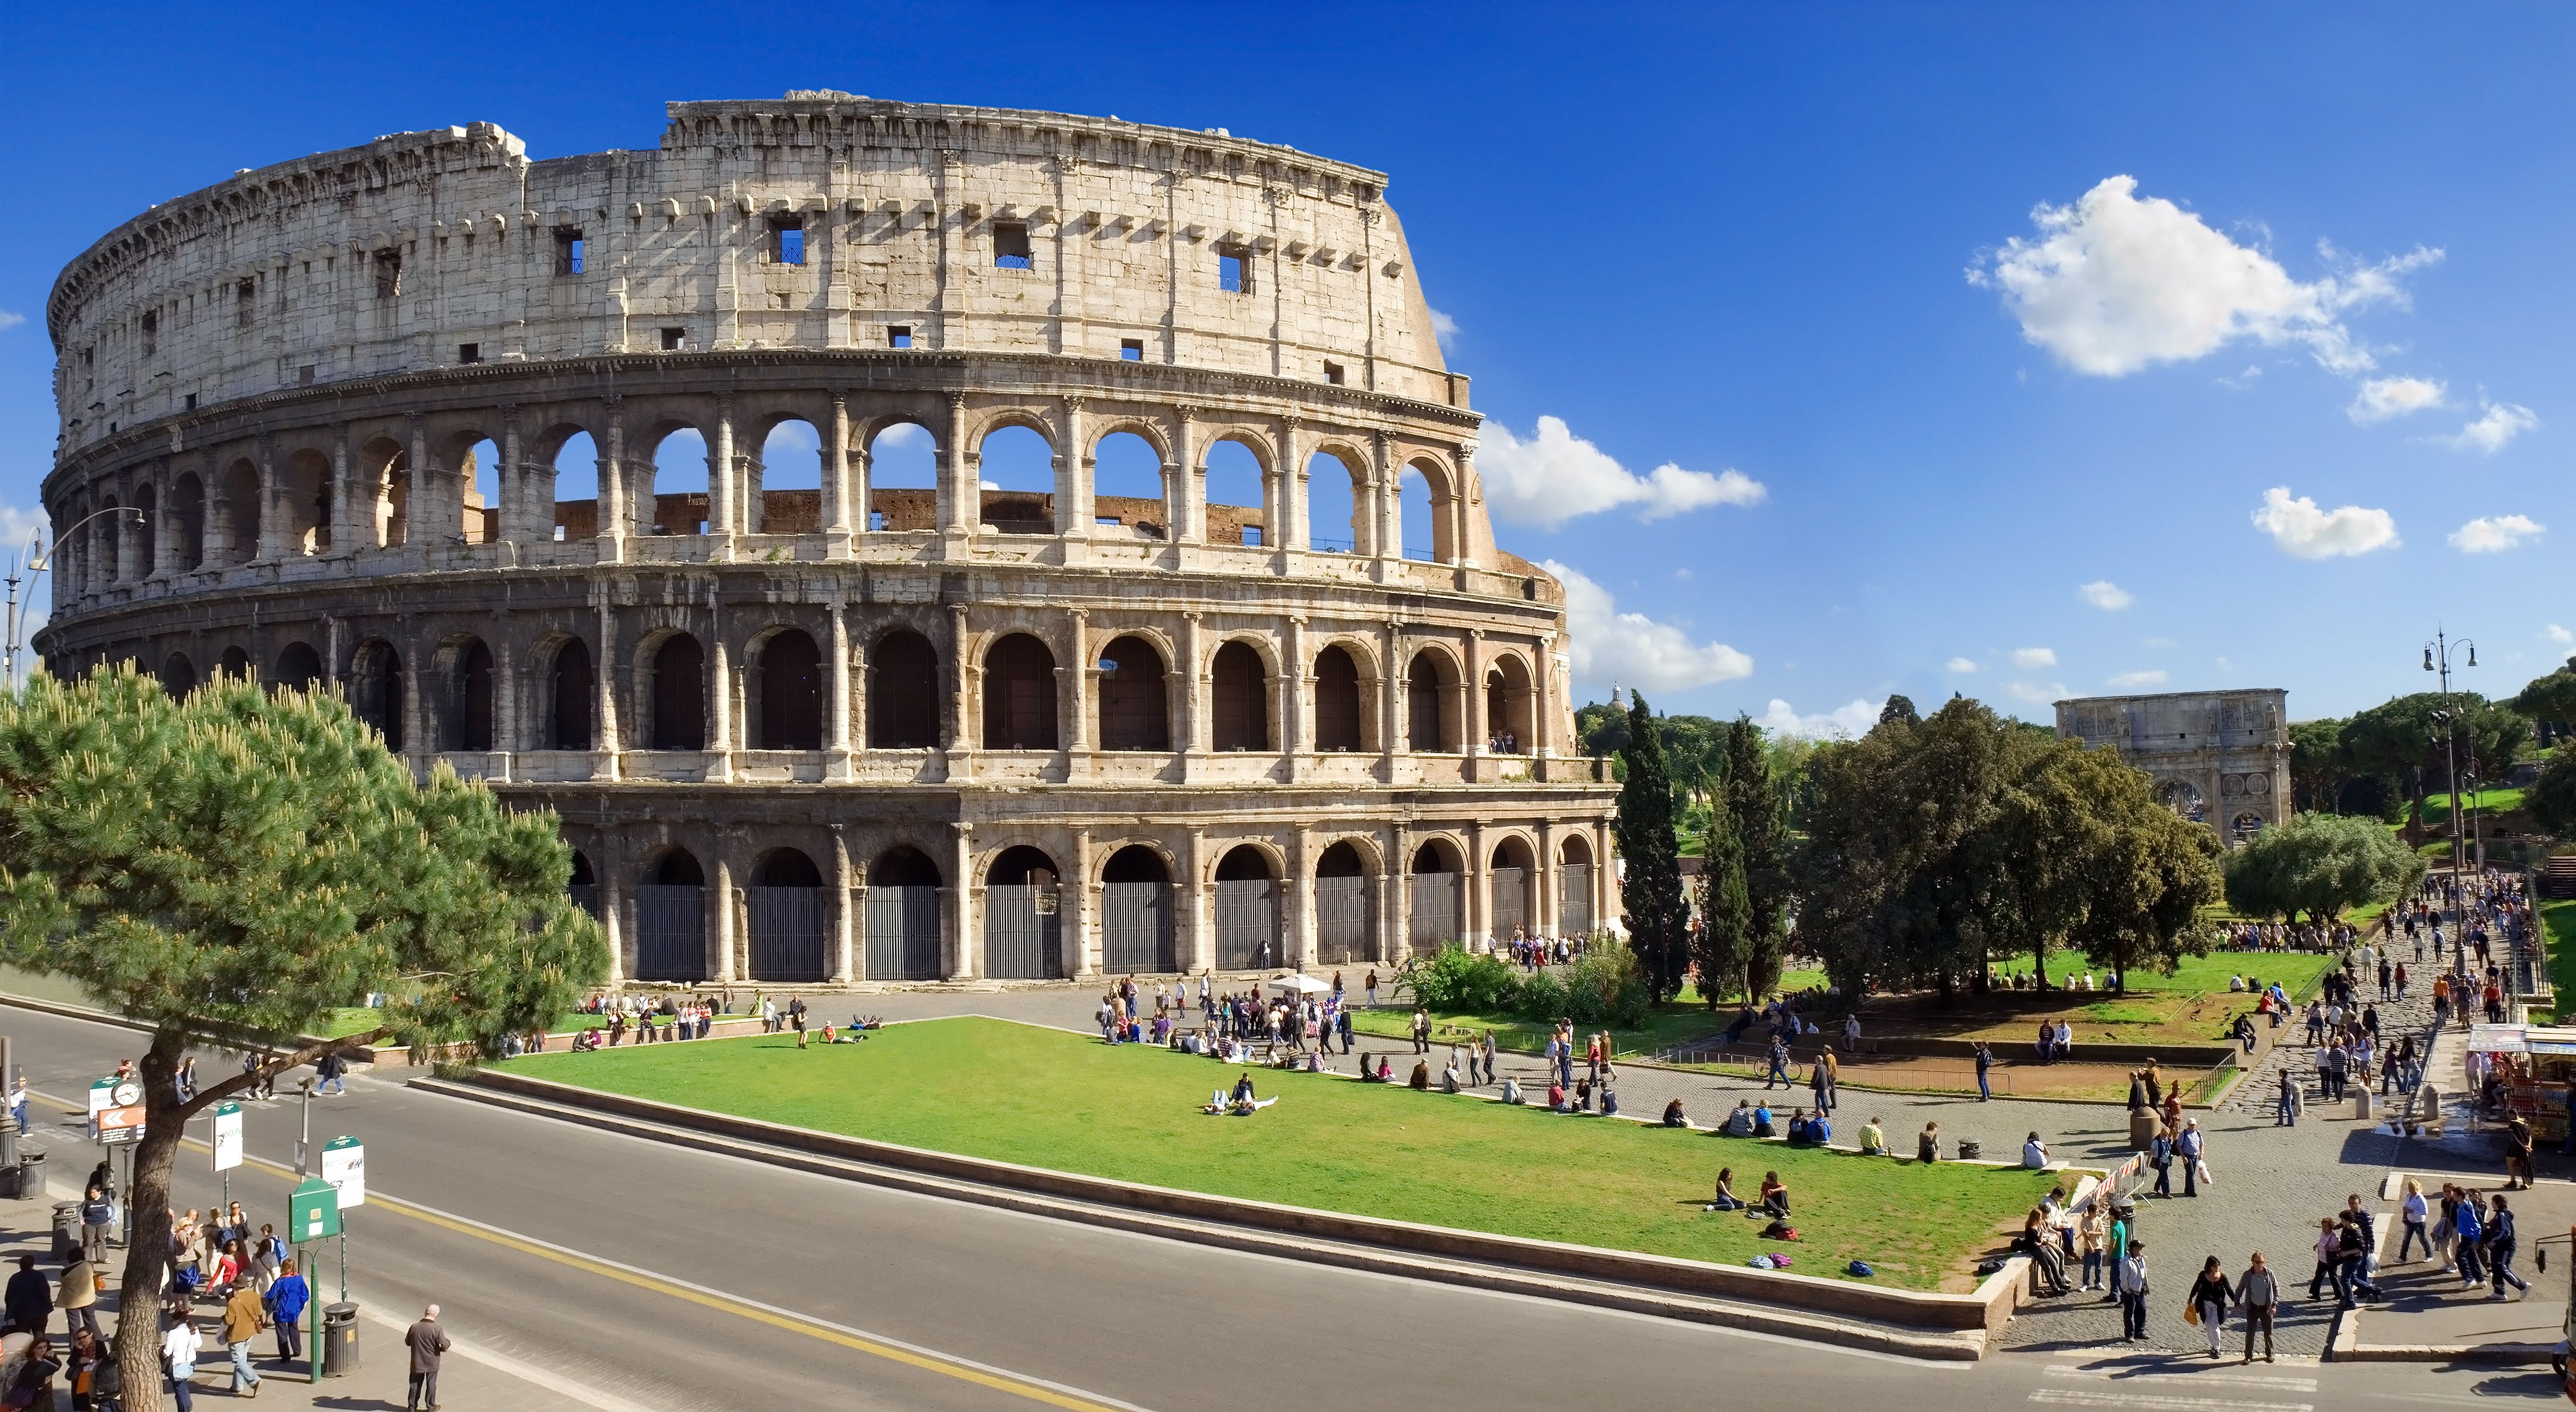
[1265,973,1332,996]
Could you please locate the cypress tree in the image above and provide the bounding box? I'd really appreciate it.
[1616,693,1689,1002]
[1722,716,1790,998]
[1693,801,1752,1005]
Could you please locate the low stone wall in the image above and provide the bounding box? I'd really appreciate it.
[458,1063,2037,1342]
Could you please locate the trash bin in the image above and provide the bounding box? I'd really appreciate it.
[50,1202,79,1262]
[321,1302,360,1377]
[9,1146,43,1201]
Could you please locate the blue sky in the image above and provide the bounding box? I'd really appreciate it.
[5,3,2569,731]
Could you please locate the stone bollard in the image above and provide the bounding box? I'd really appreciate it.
[2129,1105,2160,1151]
[2354,1089,2372,1121]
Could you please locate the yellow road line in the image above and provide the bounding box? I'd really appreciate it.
[36,1089,1141,1412]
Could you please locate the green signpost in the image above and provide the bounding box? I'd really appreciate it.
[289,1178,338,1383]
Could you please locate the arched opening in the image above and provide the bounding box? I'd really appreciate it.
[1401,460,1454,563]
[462,438,500,544]
[1204,437,1265,547]
[547,639,595,751]
[158,652,197,697]
[752,419,822,533]
[748,847,828,982]
[360,439,408,548]
[647,633,708,751]
[217,647,252,681]
[1489,837,1536,944]
[866,845,944,980]
[646,426,710,536]
[1091,431,1166,539]
[1100,845,1176,973]
[868,629,940,748]
[866,421,936,532]
[1408,840,1463,949]
[1408,651,1459,752]
[751,629,823,751]
[1559,833,1597,938]
[350,640,404,751]
[277,450,330,555]
[981,633,1058,750]
[1211,641,1269,752]
[1213,844,1280,969]
[976,424,1055,535]
[218,460,261,564]
[273,642,322,692]
[1312,645,1363,753]
[1485,655,1534,754]
[2158,779,2208,825]
[636,848,708,982]
[983,845,1062,980]
[2230,812,2265,847]
[443,639,495,752]
[1095,635,1169,752]
[133,485,158,576]
[171,474,206,569]
[550,431,597,541]
[1314,840,1376,964]
[1306,450,1360,553]
[567,850,600,920]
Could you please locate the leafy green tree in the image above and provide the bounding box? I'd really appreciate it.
[2341,693,2530,843]
[1692,803,1751,1004]
[1613,693,1689,1002]
[2069,803,2222,989]
[2530,753,2576,840]
[1879,695,1921,729]
[1721,716,1792,997]
[2289,716,2356,813]
[2221,812,2425,922]
[2513,655,2576,741]
[0,668,607,1409]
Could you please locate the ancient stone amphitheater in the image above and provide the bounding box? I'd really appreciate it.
[37,94,1620,988]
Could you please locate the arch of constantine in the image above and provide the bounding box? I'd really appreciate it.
[2053,688,2292,844]
[36,94,1621,986]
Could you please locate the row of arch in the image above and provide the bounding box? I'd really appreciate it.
[578,830,1603,984]
[146,619,1544,758]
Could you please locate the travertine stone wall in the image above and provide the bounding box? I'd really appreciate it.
[2055,689,2293,844]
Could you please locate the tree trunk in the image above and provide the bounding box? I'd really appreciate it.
[118,1033,187,1412]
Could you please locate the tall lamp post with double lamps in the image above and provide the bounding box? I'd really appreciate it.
[3,506,141,692]
[2423,629,2478,886]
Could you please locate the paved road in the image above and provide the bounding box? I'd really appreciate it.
[0,1003,2543,1411]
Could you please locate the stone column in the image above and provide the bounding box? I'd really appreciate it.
[1281,616,1308,782]
[1466,820,1490,951]
[406,415,436,553]
[1068,827,1095,978]
[1536,820,1559,937]
[493,610,518,764]
[1277,417,1305,552]
[499,406,527,544]
[397,619,425,767]
[939,394,971,539]
[1064,397,1094,543]
[1180,612,1207,772]
[826,599,854,780]
[1464,630,1488,778]
[595,597,623,773]
[1289,828,1316,971]
[707,630,735,782]
[949,822,978,980]
[1369,431,1396,566]
[711,854,737,983]
[1172,406,1200,544]
[327,427,358,555]
[1453,441,1481,568]
[324,616,344,690]
[946,604,975,783]
[708,394,737,547]
[1391,822,1413,962]
[829,825,855,984]
[1065,608,1091,760]
[598,841,627,984]
[1596,819,1618,933]
[824,394,854,546]
[1377,620,1403,780]
[599,398,628,560]
[257,435,290,560]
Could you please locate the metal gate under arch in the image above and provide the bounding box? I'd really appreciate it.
[1407,873,1460,950]
[1489,867,1529,941]
[984,885,1062,980]
[1214,878,1279,970]
[1559,863,1594,937]
[747,886,828,982]
[634,884,706,981]
[1101,881,1176,973]
[1315,875,1373,964]
[865,886,943,980]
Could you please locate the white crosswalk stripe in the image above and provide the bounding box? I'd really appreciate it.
[2042,1365,2319,1394]
[2029,1389,2315,1412]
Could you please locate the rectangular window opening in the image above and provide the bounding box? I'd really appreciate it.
[554,228,586,276]
[373,250,402,299]
[1095,515,1123,527]
[1323,361,1345,386]
[870,510,888,531]
[770,216,806,266]
[141,311,157,358]
[297,365,317,386]
[1119,338,1144,361]
[1241,526,1263,547]
[1217,247,1250,294]
[183,392,198,412]
[235,279,255,328]
[888,325,912,349]
[553,524,568,542]
[459,343,482,364]
[992,221,1032,270]
[660,327,688,351]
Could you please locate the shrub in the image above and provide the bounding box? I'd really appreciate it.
[1408,944,1522,1014]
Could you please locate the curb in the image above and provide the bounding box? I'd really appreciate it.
[413,1073,1999,1360]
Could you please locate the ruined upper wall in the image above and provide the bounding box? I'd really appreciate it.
[46,95,1458,458]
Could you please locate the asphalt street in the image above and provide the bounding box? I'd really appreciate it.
[0,1002,2545,1411]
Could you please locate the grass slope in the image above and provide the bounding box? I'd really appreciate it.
[510,1016,2054,1290]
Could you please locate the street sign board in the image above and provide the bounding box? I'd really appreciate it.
[95,1104,145,1145]
[320,1134,364,1209]
[210,1102,242,1173]
[288,1178,340,1242]
[85,1078,114,1118]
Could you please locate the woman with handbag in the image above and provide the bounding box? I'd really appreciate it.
[2186,1257,2236,1358]
[162,1303,200,1411]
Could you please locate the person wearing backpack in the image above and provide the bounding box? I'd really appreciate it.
[2454,1194,2486,1287]
[2150,1128,2174,1198]
[2486,1193,2531,1298]
[2113,1239,2151,1342]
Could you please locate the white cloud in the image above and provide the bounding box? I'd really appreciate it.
[1970,174,2437,377]
[2012,647,2058,668]
[2439,400,2538,454]
[2347,375,2447,424]
[0,311,24,332]
[1758,698,1884,741]
[2547,624,2573,646]
[1427,306,1459,348]
[1944,656,1980,673]
[875,422,927,447]
[1480,416,1765,528]
[2250,486,2399,559]
[1544,559,1752,692]
[2448,514,2543,554]
[2008,680,2072,705]
[2079,580,2134,611]
[2109,669,2169,689]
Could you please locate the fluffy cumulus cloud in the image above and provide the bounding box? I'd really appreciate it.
[1758,698,1885,741]
[2449,514,2543,553]
[1426,306,1459,348]
[1480,417,1765,529]
[0,311,25,332]
[1970,175,2438,378]
[1945,656,1980,673]
[2012,647,2058,668]
[2109,669,2170,689]
[2348,375,2448,424]
[1543,559,1752,692]
[2251,486,2399,559]
[2441,400,2539,454]
[2079,580,2134,611]
[2549,624,2574,646]
[2007,680,2073,706]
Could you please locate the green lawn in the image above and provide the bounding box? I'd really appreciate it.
[2534,898,2576,1025]
[1348,969,1832,1058]
[508,1017,2056,1290]
[318,1008,632,1040]
[1986,951,2333,998]
[2423,788,2526,816]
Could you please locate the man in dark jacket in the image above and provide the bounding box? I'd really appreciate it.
[3,1253,52,1334]
[406,1304,451,1411]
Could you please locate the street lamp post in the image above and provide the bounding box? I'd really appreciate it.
[4,506,144,692]
[2423,629,2478,885]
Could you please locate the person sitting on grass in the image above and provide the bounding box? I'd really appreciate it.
[1601,1084,1620,1117]
[1805,1109,1829,1146]
[1858,1117,1886,1155]
[1409,1060,1431,1091]
[1440,1060,1461,1093]
[1725,1100,1756,1137]
[1786,1106,1813,1144]
[1759,1172,1791,1218]
[2024,1132,2050,1168]
[1709,1168,1745,1211]
[572,1028,603,1053]
[1548,1078,1570,1112]
[1918,1121,1941,1163]
[1231,1072,1257,1106]
[1753,1102,1777,1138]
[1663,1098,1688,1129]
[816,1022,836,1045]
[1375,1056,1393,1082]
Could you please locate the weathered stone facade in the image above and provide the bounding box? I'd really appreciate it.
[36,95,1619,986]
[2054,689,2292,844]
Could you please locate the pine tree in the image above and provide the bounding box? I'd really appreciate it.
[1614,693,1689,1002]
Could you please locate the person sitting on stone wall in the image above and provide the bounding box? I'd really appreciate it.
[1725,1100,1756,1137]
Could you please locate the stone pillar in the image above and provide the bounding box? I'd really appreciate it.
[1184,827,1212,972]
[939,394,971,537]
[1453,441,1481,569]
[1391,822,1413,962]
[709,394,737,547]
[326,426,358,556]
[1289,828,1316,972]
[595,597,623,772]
[1277,417,1305,552]
[499,406,527,544]
[948,822,977,980]
[1369,431,1396,565]
[398,620,425,768]
[257,436,290,561]
[1596,818,1618,933]
[1536,820,1559,937]
[1065,608,1091,758]
[1068,827,1095,978]
[829,825,855,984]
[599,398,628,559]
[707,630,735,782]
[946,604,975,783]
[711,854,737,983]
[324,616,343,690]
[1064,397,1094,543]
[599,842,627,985]
[1281,616,1308,781]
[1378,620,1403,780]
[1466,820,1490,951]
[826,599,854,780]
[824,394,854,545]
[493,610,518,763]
[1173,405,1200,543]
[406,415,435,553]
[1465,630,1488,777]
[1180,612,1207,769]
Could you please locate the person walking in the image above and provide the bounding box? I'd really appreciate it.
[2113,1239,2150,1342]
[2237,1252,2277,1362]
[1766,1033,1791,1090]
[3,1253,52,1337]
[9,1076,28,1137]
[163,1306,201,1412]
[2397,1180,2432,1262]
[2487,1193,2531,1299]
[2188,1256,2234,1359]
[1974,1041,1993,1101]
[55,1253,97,1343]
[2454,1189,2487,1287]
[2176,1118,2206,1198]
[1410,1008,1430,1056]
[76,1186,112,1266]
[1809,1046,1835,1114]
[266,1258,310,1370]
[406,1305,451,1411]
[221,1278,266,1397]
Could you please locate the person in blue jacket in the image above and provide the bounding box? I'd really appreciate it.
[267,1258,312,1368]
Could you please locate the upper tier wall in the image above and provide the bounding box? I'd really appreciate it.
[47,96,1458,456]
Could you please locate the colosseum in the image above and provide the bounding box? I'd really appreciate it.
[36,94,1621,988]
